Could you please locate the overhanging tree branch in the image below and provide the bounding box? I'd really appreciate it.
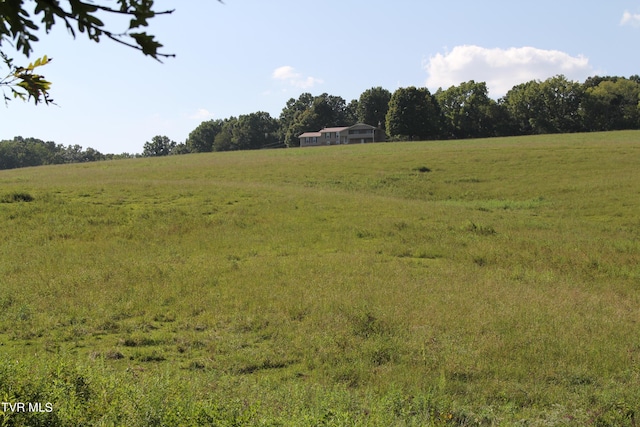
[0,0,210,105]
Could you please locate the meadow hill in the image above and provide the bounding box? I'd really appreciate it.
[0,131,638,424]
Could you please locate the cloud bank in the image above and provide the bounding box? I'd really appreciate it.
[621,11,640,26]
[188,108,215,120]
[424,45,593,98]
[272,66,323,89]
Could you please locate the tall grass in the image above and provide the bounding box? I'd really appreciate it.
[0,131,639,425]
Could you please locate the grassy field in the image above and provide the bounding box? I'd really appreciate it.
[0,131,639,426]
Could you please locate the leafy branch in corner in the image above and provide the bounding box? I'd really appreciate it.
[1,51,53,105]
[1,0,219,105]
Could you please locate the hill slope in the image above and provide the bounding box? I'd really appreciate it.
[1,132,639,425]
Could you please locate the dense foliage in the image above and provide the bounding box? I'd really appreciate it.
[142,135,178,157]
[192,74,640,150]
[0,136,133,170]
[385,86,441,141]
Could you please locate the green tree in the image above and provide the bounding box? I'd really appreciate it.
[487,99,516,137]
[0,136,103,169]
[186,119,224,152]
[82,147,105,162]
[306,93,351,129]
[171,142,190,155]
[213,117,237,152]
[345,99,359,126]
[0,1,220,104]
[435,81,499,139]
[503,80,543,135]
[61,144,104,162]
[385,86,441,141]
[538,75,583,133]
[503,75,583,135]
[279,93,315,147]
[357,87,391,130]
[232,111,280,150]
[0,137,49,169]
[581,77,640,131]
[142,135,176,157]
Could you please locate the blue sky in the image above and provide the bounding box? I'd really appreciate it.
[2,0,640,154]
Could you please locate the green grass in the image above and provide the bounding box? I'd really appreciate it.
[0,131,639,425]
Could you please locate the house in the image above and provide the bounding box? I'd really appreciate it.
[298,123,386,147]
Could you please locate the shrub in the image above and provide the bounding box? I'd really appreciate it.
[463,221,496,236]
[1,192,34,203]
[413,166,431,173]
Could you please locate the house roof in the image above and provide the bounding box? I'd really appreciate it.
[300,123,380,138]
[319,126,350,133]
[298,132,321,138]
[350,123,377,129]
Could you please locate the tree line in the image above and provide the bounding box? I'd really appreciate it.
[0,136,135,170]
[181,74,640,153]
[2,74,639,168]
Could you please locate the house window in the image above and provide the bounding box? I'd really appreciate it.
[349,129,373,135]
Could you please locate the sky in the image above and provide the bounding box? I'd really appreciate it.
[1,0,640,154]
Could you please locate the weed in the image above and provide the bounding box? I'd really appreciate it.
[96,319,120,332]
[393,220,409,231]
[0,294,14,310]
[355,228,374,239]
[351,310,389,339]
[152,313,175,323]
[0,191,34,203]
[413,166,431,173]
[413,249,442,259]
[369,341,396,366]
[105,350,125,360]
[186,360,206,370]
[236,358,295,374]
[473,256,488,266]
[463,221,496,235]
[119,336,161,347]
[15,304,32,321]
[134,350,166,362]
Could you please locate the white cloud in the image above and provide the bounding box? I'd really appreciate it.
[272,65,323,89]
[188,108,215,120]
[272,65,297,80]
[424,45,593,98]
[621,11,640,26]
